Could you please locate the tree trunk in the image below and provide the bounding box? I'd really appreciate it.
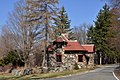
[100,52,102,65]
[42,52,46,67]
[24,59,30,68]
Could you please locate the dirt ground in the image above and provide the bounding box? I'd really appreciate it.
[114,66,120,79]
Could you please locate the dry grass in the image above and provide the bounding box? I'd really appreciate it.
[0,68,92,80]
[22,68,90,80]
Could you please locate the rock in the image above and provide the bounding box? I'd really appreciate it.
[42,67,48,73]
[23,68,32,75]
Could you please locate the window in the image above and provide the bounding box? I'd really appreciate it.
[56,54,62,62]
[78,55,83,62]
[56,43,62,48]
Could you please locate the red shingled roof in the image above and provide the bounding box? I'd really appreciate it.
[63,41,87,51]
[48,34,95,52]
[82,45,94,53]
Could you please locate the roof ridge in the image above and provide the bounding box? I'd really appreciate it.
[82,44,94,46]
[68,40,77,42]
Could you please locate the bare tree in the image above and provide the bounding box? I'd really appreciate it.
[73,23,92,44]
[110,8,120,63]
[0,26,16,57]
[25,0,59,70]
[108,0,120,8]
[3,0,59,69]
[6,0,45,68]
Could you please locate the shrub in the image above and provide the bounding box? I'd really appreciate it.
[1,50,24,67]
[0,59,5,66]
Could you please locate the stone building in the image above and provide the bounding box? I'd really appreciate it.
[48,34,95,72]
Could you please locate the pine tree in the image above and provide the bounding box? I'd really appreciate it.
[87,25,94,44]
[53,6,73,39]
[87,4,113,64]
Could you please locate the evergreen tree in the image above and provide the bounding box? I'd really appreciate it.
[0,50,23,67]
[87,4,113,64]
[87,25,94,44]
[54,6,73,39]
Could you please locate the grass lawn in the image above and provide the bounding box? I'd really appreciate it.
[0,73,16,80]
[0,68,93,80]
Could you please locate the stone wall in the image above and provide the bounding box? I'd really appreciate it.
[48,48,94,72]
[86,53,94,68]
